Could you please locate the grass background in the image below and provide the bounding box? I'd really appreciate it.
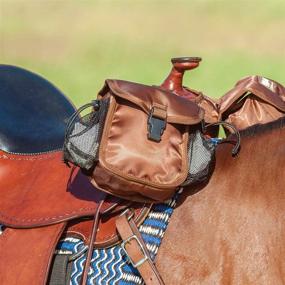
[1,0,285,106]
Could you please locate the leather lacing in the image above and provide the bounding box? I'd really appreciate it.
[80,197,105,285]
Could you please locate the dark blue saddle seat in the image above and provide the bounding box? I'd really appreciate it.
[0,65,76,154]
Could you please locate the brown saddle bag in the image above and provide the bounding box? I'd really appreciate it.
[219,75,285,132]
[63,79,216,203]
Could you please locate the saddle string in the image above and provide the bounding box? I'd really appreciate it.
[80,195,106,285]
[79,196,135,284]
[203,121,241,156]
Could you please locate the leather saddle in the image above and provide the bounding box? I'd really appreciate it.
[0,58,219,285]
[0,65,150,285]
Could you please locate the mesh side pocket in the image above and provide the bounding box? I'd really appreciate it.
[182,130,215,186]
[63,98,109,170]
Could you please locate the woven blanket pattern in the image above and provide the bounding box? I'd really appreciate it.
[56,189,182,285]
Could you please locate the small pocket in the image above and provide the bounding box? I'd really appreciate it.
[182,130,215,186]
[63,98,109,170]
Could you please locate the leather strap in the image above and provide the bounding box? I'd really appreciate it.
[63,201,151,248]
[152,103,167,119]
[80,196,106,285]
[116,213,164,285]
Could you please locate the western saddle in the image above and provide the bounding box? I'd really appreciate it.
[0,58,284,285]
[0,65,152,285]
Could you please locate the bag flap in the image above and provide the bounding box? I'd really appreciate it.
[98,79,204,125]
[219,75,285,117]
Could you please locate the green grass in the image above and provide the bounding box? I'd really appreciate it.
[1,0,285,106]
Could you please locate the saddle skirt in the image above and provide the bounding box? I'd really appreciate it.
[0,150,149,244]
[0,150,150,285]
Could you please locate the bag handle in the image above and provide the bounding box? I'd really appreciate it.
[203,121,241,156]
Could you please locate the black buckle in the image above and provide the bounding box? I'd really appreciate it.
[147,107,166,142]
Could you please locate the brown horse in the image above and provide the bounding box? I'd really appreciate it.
[156,118,285,285]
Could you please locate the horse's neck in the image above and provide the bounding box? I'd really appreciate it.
[214,124,285,175]
[237,125,285,169]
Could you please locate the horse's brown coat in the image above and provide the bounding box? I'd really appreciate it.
[156,123,285,284]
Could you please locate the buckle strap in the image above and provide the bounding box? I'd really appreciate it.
[151,103,167,120]
[121,235,148,268]
[116,213,165,285]
[147,104,167,142]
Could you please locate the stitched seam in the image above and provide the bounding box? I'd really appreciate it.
[0,154,57,161]
[0,207,96,223]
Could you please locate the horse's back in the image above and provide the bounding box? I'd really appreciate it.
[156,128,285,285]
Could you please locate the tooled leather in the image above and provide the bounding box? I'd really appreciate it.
[99,79,204,124]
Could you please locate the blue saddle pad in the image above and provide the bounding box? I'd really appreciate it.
[56,189,182,285]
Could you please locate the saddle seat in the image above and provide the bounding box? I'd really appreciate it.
[0,65,76,154]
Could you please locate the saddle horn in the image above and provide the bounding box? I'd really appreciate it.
[160,56,202,99]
